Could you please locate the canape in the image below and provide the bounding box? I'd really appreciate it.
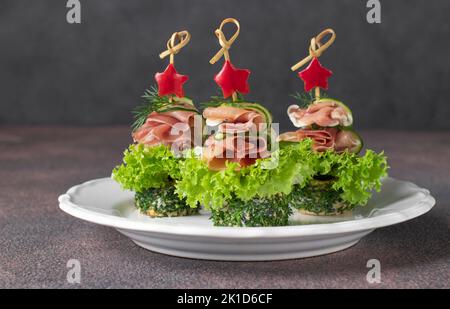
[176,87,296,227]
[279,29,388,216]
[112,31,200,217]
[175,18,293,227]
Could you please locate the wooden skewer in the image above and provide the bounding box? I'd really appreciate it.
[291,28,336,100]
[159,30,191,102]
[159,30,191,64]
[210,18,241,102]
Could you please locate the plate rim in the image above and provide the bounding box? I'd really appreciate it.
[58,177,435,238]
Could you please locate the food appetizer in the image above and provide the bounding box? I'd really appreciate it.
[113,30,201,217]
[112,21,388,226]
[278,29,388,215]
[175,18,292,227]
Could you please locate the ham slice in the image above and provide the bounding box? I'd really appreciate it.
[278,128,337,152]
[287,100,352,128]
[278,127,359,153]
[203,106,264,133]
[202,134,269,171]
[132,105,197,150]
[202,105,269,170]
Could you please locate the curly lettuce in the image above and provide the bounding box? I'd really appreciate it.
[112,144,181,192]
[112,140,388,209]
[320,149,388,205]
[175,140,316,209]
[176,139,388,209]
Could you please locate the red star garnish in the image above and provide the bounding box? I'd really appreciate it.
[154,63,189,98]
[298,57,333,92]
[214,60,250,98]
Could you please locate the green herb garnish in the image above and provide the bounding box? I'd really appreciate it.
[131,86,197,131]
[210,194,291,227]
[290,90,330,107]
[200,93,245,109]
[135,186,199,217]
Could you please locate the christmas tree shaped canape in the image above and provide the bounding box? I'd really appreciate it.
[279,29,388,216]
[112,30,200,218]
[176,18,292,227]
[202,18,271,171]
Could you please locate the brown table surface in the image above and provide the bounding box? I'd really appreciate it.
[0,126,448,288]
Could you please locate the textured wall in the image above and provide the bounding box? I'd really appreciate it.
[1,0,449,131]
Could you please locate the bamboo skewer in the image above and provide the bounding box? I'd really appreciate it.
[160,30,191,64]
[159,30,191,102]
[291,28,336,101]
[210,18,241,102]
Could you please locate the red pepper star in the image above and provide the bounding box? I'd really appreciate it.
[298,57,333,92]
[154,63,189,98]
[214,60,250,98]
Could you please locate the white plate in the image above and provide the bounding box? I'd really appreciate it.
[58,177,435,261]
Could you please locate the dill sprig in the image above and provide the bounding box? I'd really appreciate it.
[290,91,315,108]
[131,105,154,132]
[132,86,169,131]
[290,91,329,108]
[201,92,245,109]
[131,86,197,131]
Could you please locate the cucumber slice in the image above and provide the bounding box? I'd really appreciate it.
[135,187,199,218]
[153,96,198,113]
[172,96,194,106]
[339,128,363,154]
[157,106,198,113]
[210,195,291,227]
[288,181,355,215]
[240,102,273,125]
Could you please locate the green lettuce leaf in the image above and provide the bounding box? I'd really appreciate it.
[326,149,388,205]
[175,140,316,209]
[112,144,181,192]
[176,139,388,209]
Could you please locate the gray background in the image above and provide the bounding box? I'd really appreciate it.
[1,0,449,131]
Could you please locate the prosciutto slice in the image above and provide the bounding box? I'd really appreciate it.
[278,127,360,153]
[278,128,337,152]
[202,134,269,171]
[202,105,269,170]
[203,106,265,133]
[132,105,197,149]
[287,100,352,128]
